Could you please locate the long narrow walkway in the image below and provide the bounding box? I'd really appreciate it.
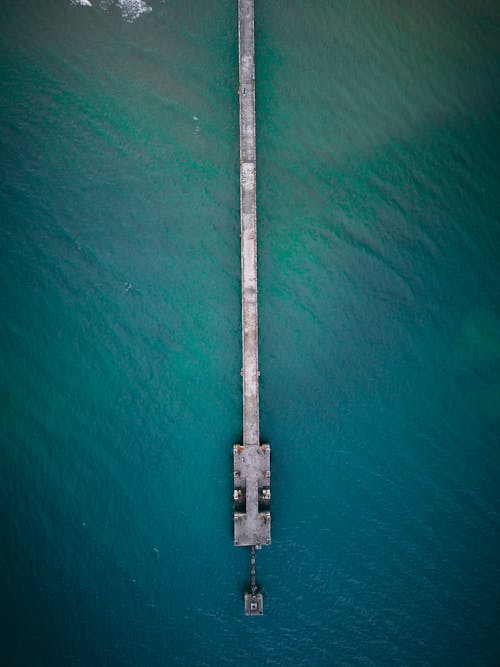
[239,0,259,449]
[233,0,271,588]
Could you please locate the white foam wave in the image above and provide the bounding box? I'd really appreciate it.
[101,0,152,22]
[70,0,152,21]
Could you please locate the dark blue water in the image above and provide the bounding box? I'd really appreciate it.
[1,1,499,665]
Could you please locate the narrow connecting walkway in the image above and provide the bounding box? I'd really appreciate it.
[239,0,259,451]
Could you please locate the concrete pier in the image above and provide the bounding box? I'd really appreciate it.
[239,0,259,450]
[233,0,271,615]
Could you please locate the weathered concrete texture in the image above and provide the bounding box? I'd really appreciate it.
[239,0,259,449]
[244,592,264,616]
[234,444,271,546]
[234,0,271,550]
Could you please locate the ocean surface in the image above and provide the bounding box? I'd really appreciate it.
[1,1,499,665]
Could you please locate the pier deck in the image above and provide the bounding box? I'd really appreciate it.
[239,0,259,450]
[234,0,271,555]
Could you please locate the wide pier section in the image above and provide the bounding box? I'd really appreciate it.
[233,443,271,546]
[234,0,271,615]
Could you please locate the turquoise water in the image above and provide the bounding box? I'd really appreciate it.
[1,1,499,664]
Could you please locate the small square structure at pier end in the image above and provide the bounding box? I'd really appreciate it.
[244,592,263,616]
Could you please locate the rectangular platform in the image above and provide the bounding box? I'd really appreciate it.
[233,443,271,547]
[244,592,264,616]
